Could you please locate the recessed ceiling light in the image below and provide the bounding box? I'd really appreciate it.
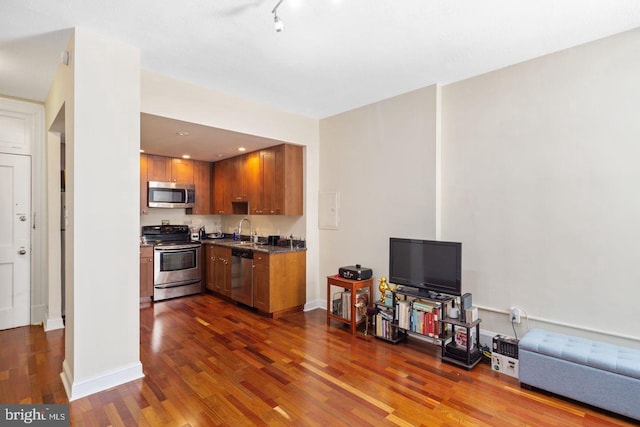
[176,131,189,136]
[140,149,145,153]
[182,154,191,159]
[217,154,225,157]
[238,147,246,152]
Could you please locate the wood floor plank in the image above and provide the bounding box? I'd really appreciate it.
[1,294,638,426]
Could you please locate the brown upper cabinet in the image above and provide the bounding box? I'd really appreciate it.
[187,160,212,215]
[257,144,303,216]
[212,158,233,214]
[230,155,247,201]
[146,154,193,183]
[169,158,194,184]
[146,154,171,182]
[141,143,302,217]
[212,143,302,216]
[244,151,261,207]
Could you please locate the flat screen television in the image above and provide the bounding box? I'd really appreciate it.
[389,238,462,296]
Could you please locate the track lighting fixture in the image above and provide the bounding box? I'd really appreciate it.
[272,0,284,32]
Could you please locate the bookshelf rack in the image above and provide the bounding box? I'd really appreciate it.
[373,286,482,369]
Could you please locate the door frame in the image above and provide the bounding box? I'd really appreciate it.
[0,97,49,328]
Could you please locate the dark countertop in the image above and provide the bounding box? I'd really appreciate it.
[200,239,307,254]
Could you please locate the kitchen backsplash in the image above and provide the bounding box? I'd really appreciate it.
[140,209,307,240]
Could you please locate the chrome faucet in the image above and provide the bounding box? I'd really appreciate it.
[238,217,252,240]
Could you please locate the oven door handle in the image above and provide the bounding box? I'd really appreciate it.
[154,279,201,289]
[155,246,200,252]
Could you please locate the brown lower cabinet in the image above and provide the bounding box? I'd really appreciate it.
[205,244,231,297]
[139,246,154,302]
[253,250,306,319]
[205,244,306,318]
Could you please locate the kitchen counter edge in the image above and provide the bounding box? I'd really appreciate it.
[200,239,307,254]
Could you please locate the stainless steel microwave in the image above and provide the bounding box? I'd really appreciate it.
[148,181,195,208]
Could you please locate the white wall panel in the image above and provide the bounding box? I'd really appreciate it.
[319,86,439,300]
[441,28,640,346]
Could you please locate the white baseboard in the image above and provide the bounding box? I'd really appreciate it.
[44,316,65,331]
[60,359,144,401]
[479,328,499,348]
[304,299,325,312]
[31,303,47,326]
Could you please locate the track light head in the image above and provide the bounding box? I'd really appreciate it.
[272,0,285,32]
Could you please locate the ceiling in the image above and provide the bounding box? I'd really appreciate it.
[2,0,640,160]
[140,113,285,160]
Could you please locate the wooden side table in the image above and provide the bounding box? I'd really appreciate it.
[326,275,373,335]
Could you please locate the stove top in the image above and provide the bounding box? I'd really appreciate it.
[142,225,199,246]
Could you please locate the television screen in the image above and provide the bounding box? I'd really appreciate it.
[389,238,462,296]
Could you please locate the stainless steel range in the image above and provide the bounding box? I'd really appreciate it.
[142,225,202,301]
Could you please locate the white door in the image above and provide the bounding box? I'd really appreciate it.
[0,153,31,329]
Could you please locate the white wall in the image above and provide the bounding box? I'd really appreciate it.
[140,72,322,303]
[319,86,439,299]
[441,28,640,347]
[318,29,640,348]
[46,28,143,400]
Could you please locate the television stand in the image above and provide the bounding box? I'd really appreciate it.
[376,286,482,370]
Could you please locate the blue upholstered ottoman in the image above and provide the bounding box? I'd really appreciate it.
[519,328,640,421]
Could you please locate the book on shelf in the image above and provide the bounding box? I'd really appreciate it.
[441,299,454,318]
[427,310,435,337]
[340,288,370,321]
[378,307,394,321]
[405,300,441,338]
[453,326,476,349]
[342,291,351,320]
[332,293,343,316]
[375,312,399,341]
[397,300,410,330]
[384,290,394,307]
[412,300,439,312]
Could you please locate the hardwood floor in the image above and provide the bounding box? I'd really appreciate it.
[1,293,637,426]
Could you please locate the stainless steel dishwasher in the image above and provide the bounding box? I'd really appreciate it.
[231,247,253,306]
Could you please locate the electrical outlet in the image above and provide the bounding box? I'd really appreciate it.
[510,306,521,324]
